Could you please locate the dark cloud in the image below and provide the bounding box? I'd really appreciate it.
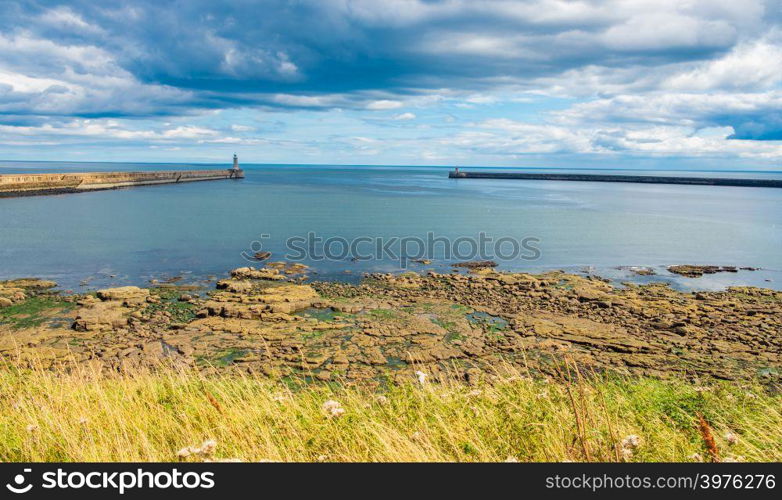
[2,1,774,106]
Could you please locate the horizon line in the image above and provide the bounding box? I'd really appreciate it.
[2,159,782,174]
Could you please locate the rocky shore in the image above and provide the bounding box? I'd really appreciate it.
[1,264,780,385]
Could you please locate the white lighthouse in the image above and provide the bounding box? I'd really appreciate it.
[229,153,245,178]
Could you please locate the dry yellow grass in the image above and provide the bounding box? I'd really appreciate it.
[0,363,779,462]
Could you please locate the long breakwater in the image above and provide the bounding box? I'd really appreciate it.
[0,168,244,197]
[448,171,782,188]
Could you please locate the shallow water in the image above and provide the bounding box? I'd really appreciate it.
[1,161,781,291]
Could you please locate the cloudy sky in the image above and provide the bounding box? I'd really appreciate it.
[1,0,781,168]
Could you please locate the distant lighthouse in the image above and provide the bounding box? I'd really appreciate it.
[229,153,245,179]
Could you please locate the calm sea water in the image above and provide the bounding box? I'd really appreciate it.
[1,161,781,291]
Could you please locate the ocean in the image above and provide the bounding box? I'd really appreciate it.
[1,161,781,291]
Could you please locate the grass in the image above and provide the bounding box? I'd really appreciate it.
[0,296,75,330]
[0,362,779,462]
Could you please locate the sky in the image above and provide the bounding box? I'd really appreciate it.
[1,0,781,169]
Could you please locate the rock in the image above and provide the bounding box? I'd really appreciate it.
[573,286,610,302]
[230,267,285,281]
[216,279,254,293]
[619,266,656,276]
[6,263,780,384]
[2,278,57,289]
[465,368,482,385]
[284,263,309,275]
[96,286,150,306]
[668,265,740,278]
[73,302,129,332]
[332,352,349,365]
[364,347,387,365]
[252,251,272,261]
[142,341,164,357]
[452,260,498,269]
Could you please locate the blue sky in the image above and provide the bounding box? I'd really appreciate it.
[1,0,781,168]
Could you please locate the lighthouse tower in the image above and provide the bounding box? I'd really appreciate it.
[230,153,245,179]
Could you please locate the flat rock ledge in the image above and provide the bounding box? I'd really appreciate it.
[0,265,779,387]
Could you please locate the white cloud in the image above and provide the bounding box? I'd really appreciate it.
[451,114,782,159]
[664,39,782,91]
[0,120,222,143]
[0,32,190,117]
[161,126,218,139]
[420,33,533,58]
[367,99,403,110]
[557,91,782,127]
[271,93,341,108]
[599,11,736,52]
[0,69,72,93]
[230,124,255,132]
[215,32,301,80]
[392,112,416,120]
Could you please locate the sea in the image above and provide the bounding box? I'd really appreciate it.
[1,161,781,292]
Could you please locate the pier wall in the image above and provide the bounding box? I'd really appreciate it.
[448,171,782,188]
[0,169,244,197]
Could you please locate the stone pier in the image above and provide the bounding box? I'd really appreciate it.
[0,166,244,198]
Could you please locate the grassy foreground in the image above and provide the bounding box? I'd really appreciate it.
[0,365,779,462]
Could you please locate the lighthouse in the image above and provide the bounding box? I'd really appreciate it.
[230,154,245,179]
